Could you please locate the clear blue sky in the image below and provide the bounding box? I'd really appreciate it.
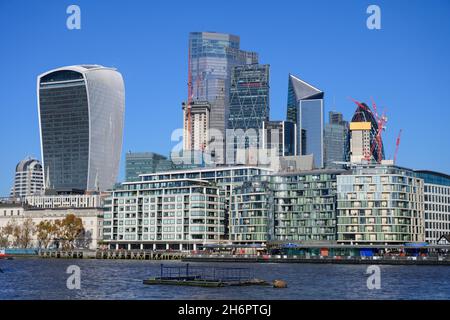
[1,0,449,195]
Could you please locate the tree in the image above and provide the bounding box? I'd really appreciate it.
[59,214,84,249]
[12,218,35,248]
[36,220,56,249]
[20,218,35,248]
[0,227,9,248]
[0,221,15,247]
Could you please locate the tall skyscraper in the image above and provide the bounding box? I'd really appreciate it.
[37,65,125,193]
[349,102,384,164]
[286,74,324,168]
[324,111,349,168]
[188,32,258,161]
[10,157,44,198]
[227,64,269,163]
[228,64,270,132]
[182,100,210,152]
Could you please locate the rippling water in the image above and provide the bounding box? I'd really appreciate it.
[0,258,449,300]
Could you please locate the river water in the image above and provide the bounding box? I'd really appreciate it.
[0,258,449,300]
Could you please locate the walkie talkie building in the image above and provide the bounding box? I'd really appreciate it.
[37,65,125,192]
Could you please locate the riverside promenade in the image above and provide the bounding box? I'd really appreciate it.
[182,254,450,265]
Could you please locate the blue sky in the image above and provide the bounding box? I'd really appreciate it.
[0,0,449,195]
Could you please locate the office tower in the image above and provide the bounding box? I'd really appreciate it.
[262,121,297,157]
[228,64,270,132]
[125,152,168,182]
[324,111,349,168]
[415,170,450,244]
[349,102,384,163]
[337,164,425,244]
[188,32,258,161]
[227,64,269,163]
[182,100,210,151]
[37,65,125,193]
[10,157,44,198]
[286,74,324,168]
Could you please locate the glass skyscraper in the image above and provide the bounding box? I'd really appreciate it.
[324,111,349,168]
[286,74,324,168]
[227,64,270,162]
[350,102,385,163]
[125,152,168,182]
[189,32,258,160]
[37,65,125,192]
[228,64,270,132]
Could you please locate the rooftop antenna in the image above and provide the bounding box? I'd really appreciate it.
[45,166,51,190]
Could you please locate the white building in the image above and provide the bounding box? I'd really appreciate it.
[10,158,44,198]
[183,100,210,151]
[104,179,225,251]
[349,122,372,163]
[25,194,102,209]
[415,170,450,244]
[0,195,103,250]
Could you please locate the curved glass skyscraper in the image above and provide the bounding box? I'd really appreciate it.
[37,65,125,192]
[350,102,385,163]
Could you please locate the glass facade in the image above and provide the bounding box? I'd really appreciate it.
[415,170,450,243]
[39,71,90,191]
[350,102,385,163]
[189,32,258,138]
[228,64,270,132]
[337,165,425,244]
[230,181,272,243]
[103,179,226,250]
[298,99,323,168]
[269,170,343,241]
[324,112,349,168]
[125,152,168,182]
[285,74,324,168]
[38,65,125,192]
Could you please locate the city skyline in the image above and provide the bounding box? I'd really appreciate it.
[1,0,450,195]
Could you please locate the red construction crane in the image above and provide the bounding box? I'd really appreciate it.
[349,97,387,163]
[370,98,387,164]
[394,129,402,164]
[186,45,193,149]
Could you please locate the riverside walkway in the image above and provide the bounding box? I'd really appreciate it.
[182,254,450,265]
[38,249,189,260]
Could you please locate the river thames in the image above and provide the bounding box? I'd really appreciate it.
[0,258,449,300]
